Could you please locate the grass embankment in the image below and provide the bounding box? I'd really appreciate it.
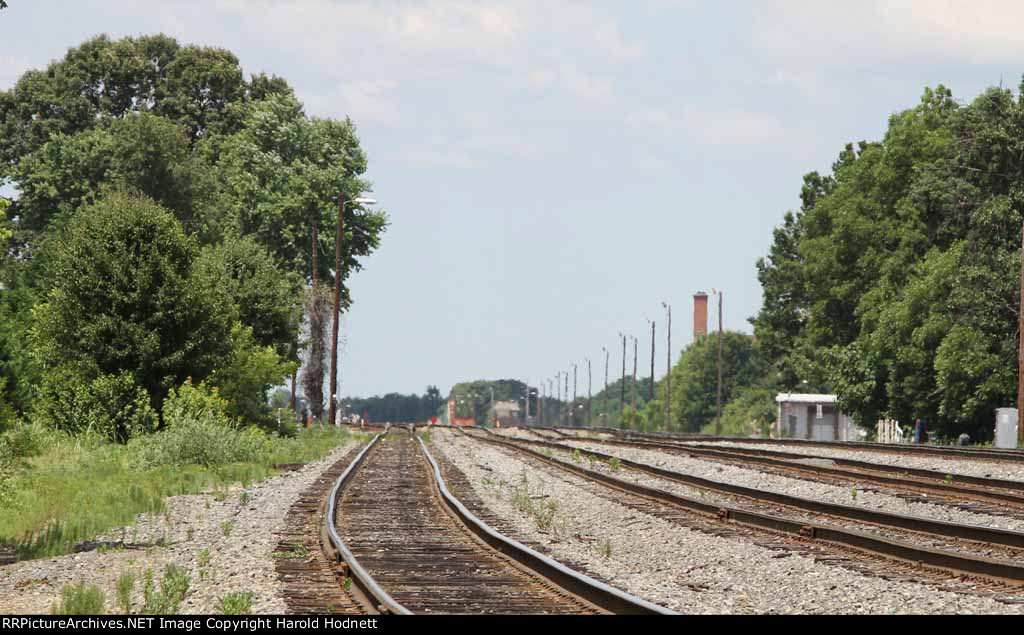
[0,423,356,560]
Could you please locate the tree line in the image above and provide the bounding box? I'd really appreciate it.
[753,84,1023,440]
[0,34,388,438]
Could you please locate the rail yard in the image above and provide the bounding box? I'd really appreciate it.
[259,425,1024,614]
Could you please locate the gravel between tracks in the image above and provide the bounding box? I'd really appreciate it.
[0,439,358,615]
[435,429,1020,614]
[687,441,1024,482]
[543,437,1024,535]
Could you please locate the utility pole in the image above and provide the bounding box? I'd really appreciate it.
[523,382,530,425]
[663,302,672,431]
[602,347,610,427]
[326,195,376,429]
[572,363,578,427]
[587,357,593,427]
[564,372,569,427]
[631,336,638,414]
[716,291,724,436]
[548,378,554,426]
[556,372,562,426]
[1019,221,1024,446]
[327,195,344,428]
[620,333,627,421]
[647,317,655,401]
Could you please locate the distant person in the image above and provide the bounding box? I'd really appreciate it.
[913,419,922,444]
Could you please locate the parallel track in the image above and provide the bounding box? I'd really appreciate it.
[581,426,1024,464]
[465,428,1024,593]
[547,433,1024,518]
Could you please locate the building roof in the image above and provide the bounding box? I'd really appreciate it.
[775,393,838,404]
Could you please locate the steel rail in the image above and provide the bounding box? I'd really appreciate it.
[552,434,1024,509]
[581,426,1024,463]
[464,430,1024,586]
[494,432,1024,548]
[324,429,412,616]
[415,434,674,615]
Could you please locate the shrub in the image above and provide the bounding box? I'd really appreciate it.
[51,582,106,615]
[129,416,271,469]
[34,367,157,443]
[162,379,234,429]
[206,324,294,431]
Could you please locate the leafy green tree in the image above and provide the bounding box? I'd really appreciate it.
[194,237,300,355]
[754,83,1024,439]
[206,325,295,429]
[31,192,232,431]
[11,113,216,234]
[668,332,765,432]
[706,385,777,437]
[212,94,388,291]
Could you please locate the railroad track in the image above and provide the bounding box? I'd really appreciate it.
[325,429,672,615]
[462,428,1024,597]
[537,431,1024,519]
[578,426,1024,464]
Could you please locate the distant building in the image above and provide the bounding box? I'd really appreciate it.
[492,400,521,427]
[775,394,858,441]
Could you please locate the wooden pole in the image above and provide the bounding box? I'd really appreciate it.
[327,197,344,428]
[1018,221,1024,446]
[715,291,723,435]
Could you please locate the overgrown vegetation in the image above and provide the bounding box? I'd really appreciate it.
[0,33,382,559]
[0,423,350,559]
[51,582,106,615]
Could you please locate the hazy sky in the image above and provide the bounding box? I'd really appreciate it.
[3,1,1023,398]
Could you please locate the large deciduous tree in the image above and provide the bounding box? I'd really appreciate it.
[31,192,232,439]
[0,34,388,429]
[754,84,1024,439]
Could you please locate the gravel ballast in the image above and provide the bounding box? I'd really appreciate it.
[693,441,1024,482]
[0,439,358,615]
[550,437,1024,535]
[435,429,1021,614]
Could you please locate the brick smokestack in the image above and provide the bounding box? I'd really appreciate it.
[693,292,708,339]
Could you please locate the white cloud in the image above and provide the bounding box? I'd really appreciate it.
[592,18,646,62]
[750,0,1024,64]
[627,106,787,146]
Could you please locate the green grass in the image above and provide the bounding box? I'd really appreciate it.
[115,570,135,614]
[51,582,106,615]
[0,425,352,560]
[217,591,254,615]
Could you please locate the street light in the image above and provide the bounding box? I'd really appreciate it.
[328,195,378,428]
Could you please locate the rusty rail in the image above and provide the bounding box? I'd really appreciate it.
[324,430,411,615]
[466,429,1024,587]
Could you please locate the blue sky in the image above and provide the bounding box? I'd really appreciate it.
[3,1,1023,398]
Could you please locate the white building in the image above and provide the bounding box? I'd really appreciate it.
[775,394,858,441]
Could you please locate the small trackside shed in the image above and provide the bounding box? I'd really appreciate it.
[775,393,858,441]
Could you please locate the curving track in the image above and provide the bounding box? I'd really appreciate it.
[325,429,671,615]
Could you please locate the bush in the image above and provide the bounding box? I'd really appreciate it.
[162,379,233,429]
[34,367,157,443]
[129,380,272,468]
[51,582,106,615]
[206,325,294,431]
